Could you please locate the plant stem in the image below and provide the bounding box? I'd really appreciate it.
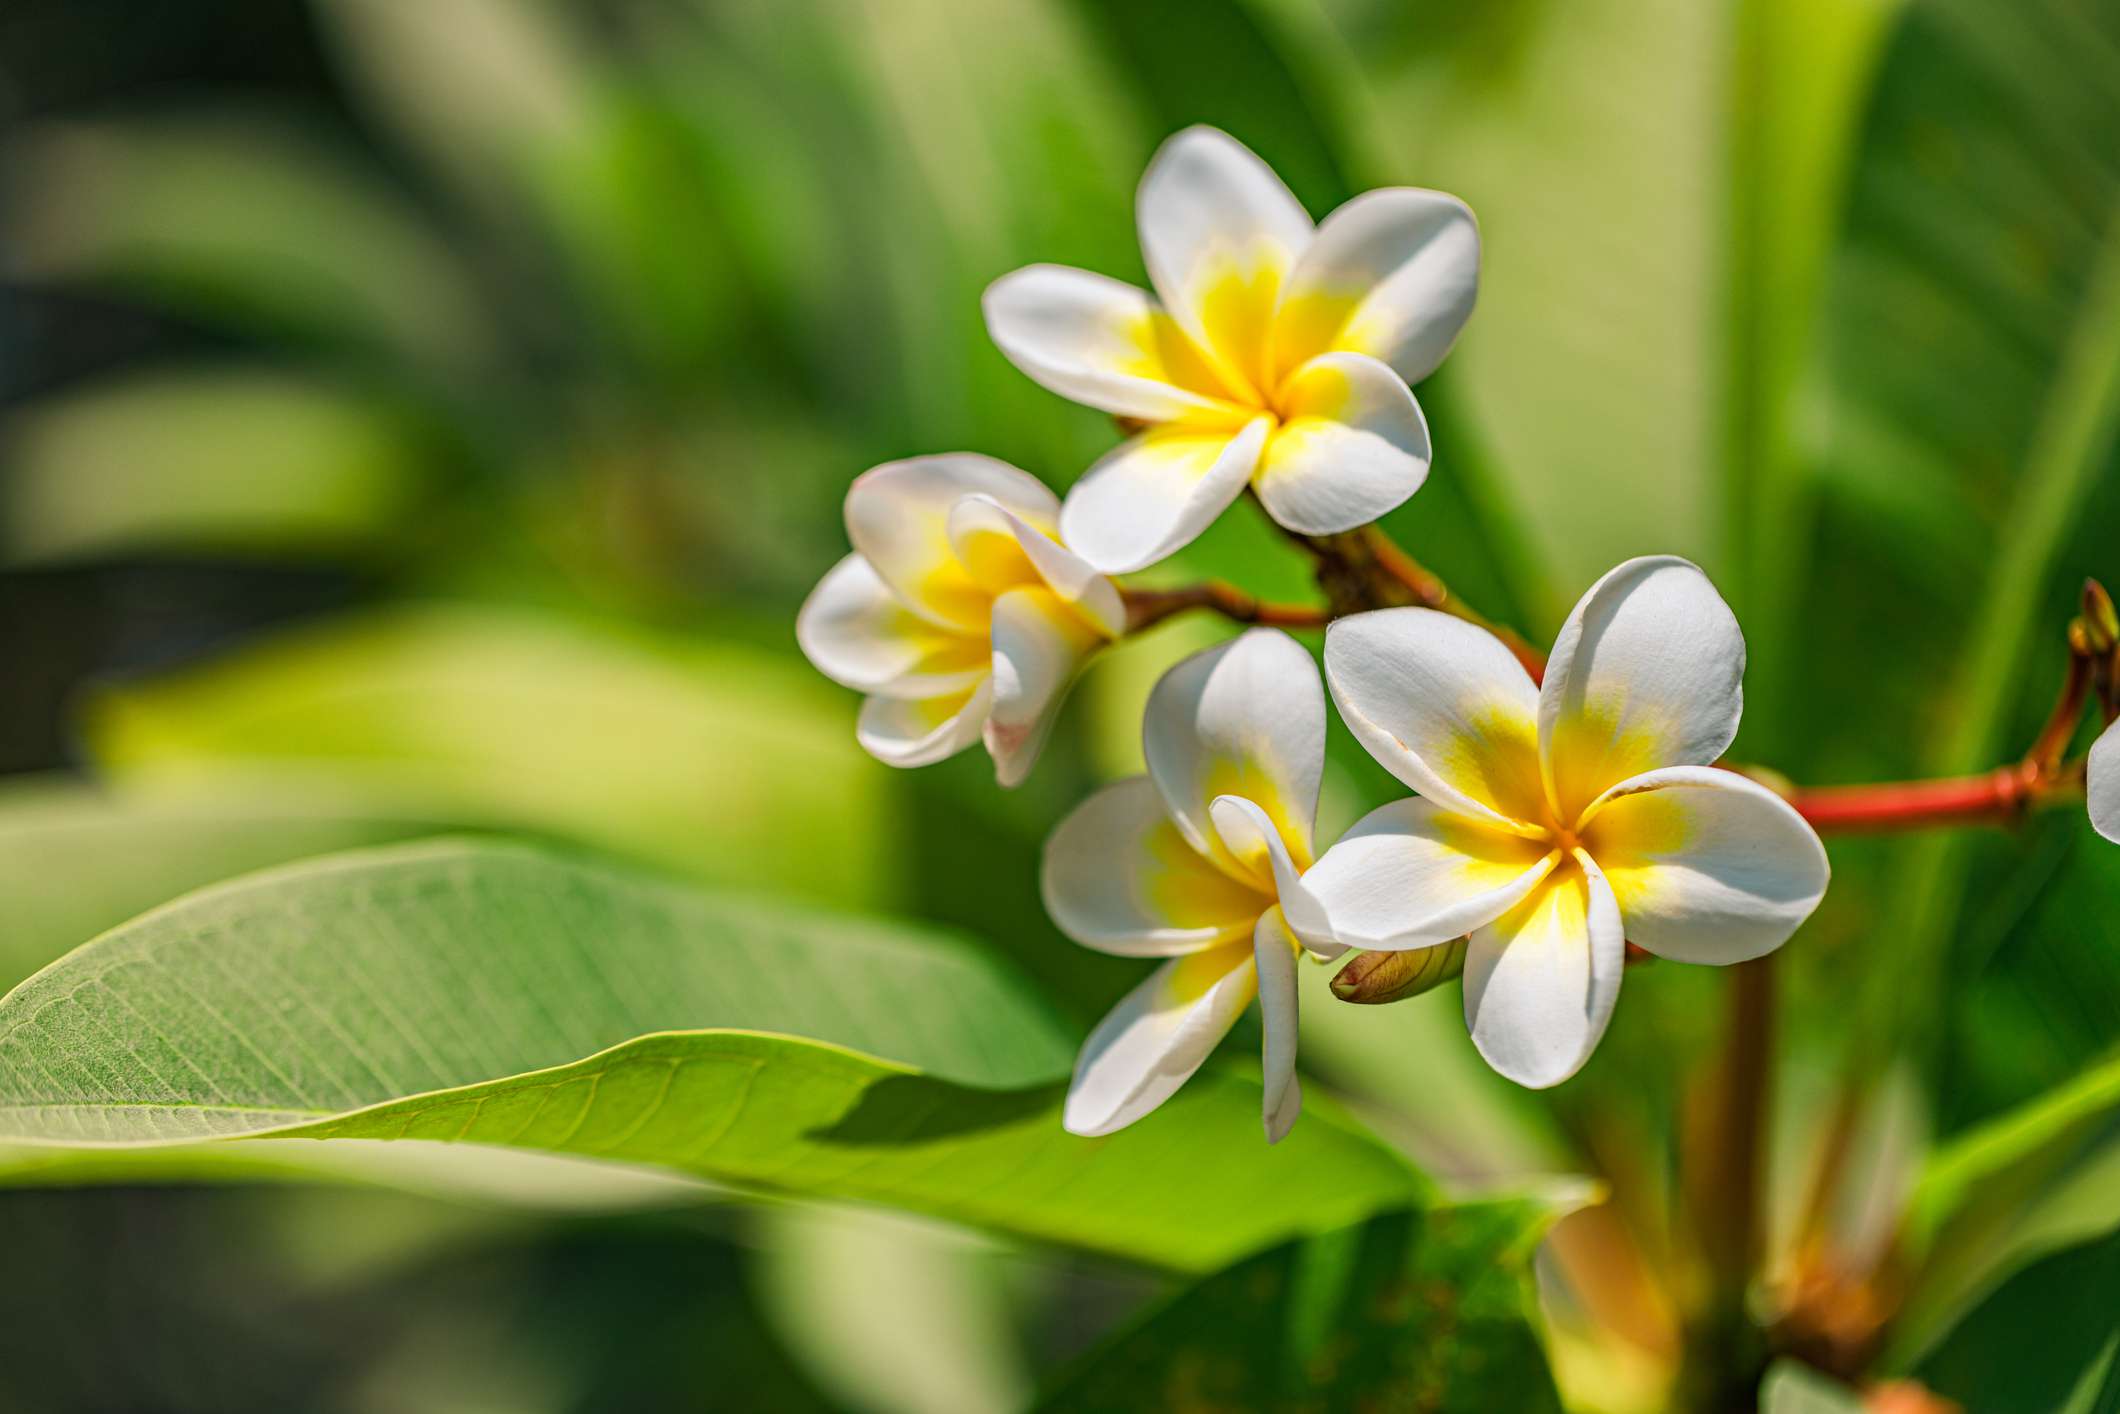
[1783,645,2092,832]
[1785,763,2063,832]
[1679,955,1778,1407]
[1120,582,1330,634]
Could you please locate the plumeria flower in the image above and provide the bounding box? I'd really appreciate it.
[797,454,1123,786]
[1304,556,1831,1088]
[2091,718,2119,844]
[983,126,1477,574]
[1042,628,1339,1142]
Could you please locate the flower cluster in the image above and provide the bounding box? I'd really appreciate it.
[797,127,1837,1138]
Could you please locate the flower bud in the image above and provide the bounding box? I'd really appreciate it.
[2082,579,2119,656]
[1330,939,1469,1005]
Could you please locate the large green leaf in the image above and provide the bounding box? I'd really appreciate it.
[1036,1196,1577,1410]
[1331,0,1899,626]
[1,369,442,564]
[1911,1227,2120,1413]
[81,605,904,910]
[0,774,444,992]
[1802,0,2120,1062]
[1887,1047,2120,1367]
[273,1033,1419,1272]
[3,112,492,371]
[0,840,1427,1269]
[0,1137,714,1212]
[0,838,1065,1103]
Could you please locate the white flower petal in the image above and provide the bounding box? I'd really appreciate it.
[1059,416,1269,575]
[1144,628,1326,883]
[1137,127,1313,401]
[856,680,993,770]
[2092,719,2120,844]
[1254,905,1302,1144]
[981,264,1244,420]
[846,455,1060,630]
[1303,796,1560,952]
[983,586,1105,787]
[1252,352,1430,535]
[1323,608,1547,831]
[1582,766,1830,964]
[1540,556,1746,824]
[1063,938,1257,1137]
[1042,777,1272,957]
[1463,853,1624,1090]
[1274,187,1479,386]
[948,495,1125,639]
[796,554,991,698]
[1208,794,1337,955]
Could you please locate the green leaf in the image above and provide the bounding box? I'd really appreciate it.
[0,839,1427,1269]
[0,369,440,563]
[81,605,904,910]
[1035,1194,1580,1410]
[0,1137,714,1212]
[282,1035,1421,1274]
[0,774,445,992]
[1336,0,1895,619]
[1802,0,2120,1055]
[1912,1227,2120,1412]
[1887,1047,2120,1367]
[1913,1050,2120,1245]
[0,838,1066,1103]
[5,113,492,370]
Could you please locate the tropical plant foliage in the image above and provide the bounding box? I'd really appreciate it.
[2,0,2118,1409]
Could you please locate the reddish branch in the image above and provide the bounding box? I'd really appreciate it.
[1121,582,1329,634]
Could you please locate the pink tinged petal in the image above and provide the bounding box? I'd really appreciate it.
[1302,796,1560,952]
[1323,608,1548,832]
[1254,905,1303,1144]
[1042,777,1272,957]
[1208,795,1339,956]
[980,264,1245,421]
[2092,719,2120,844]
[1136,127,1313,401]
[1275,187,1480,385]
[1463,852,1625,1090]
[1252,352,1431,535]
[1058,417,1269,575]
[1581,766,1831,964]
[796,555,990,698]
[1143,628,1327,883]
[1063,937,1258,1137]
[845,455,1061,630]
[948,495,1124,639]
[1539,556,1746,825]
[984,586,1104,787]
[856,679,993,770]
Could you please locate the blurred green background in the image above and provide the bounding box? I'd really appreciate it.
[2,0,2118,1408]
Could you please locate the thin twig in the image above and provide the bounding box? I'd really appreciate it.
[1120,582,1330,634]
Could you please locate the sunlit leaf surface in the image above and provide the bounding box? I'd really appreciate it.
[0,840,1427,1270]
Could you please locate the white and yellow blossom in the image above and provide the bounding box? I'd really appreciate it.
[983,126,1478,573]
[2092,718,2119,843]
[797,454,1122,786]
[1042,628,1339,1142]
[1306,556,1830,1089]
